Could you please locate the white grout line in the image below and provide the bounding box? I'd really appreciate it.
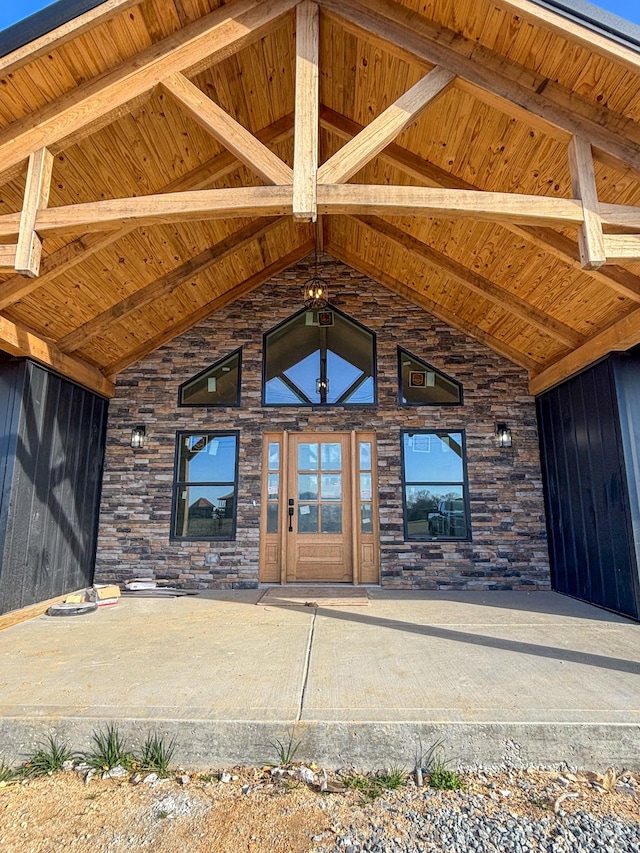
[296,608,317,722]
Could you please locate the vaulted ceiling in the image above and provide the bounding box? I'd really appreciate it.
[1,0,640,399]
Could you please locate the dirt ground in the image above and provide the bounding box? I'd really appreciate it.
[0,766,638,853]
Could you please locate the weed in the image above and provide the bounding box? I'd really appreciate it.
[24,735,76,777]
[198,772,216,783]
[423,738,463,791]
[268,729,301,767]
[156,810,170,820]
[0,760,20,783]
[530,793,548,810]
[429,766,463,790]
[139,733,176,777]
[343,768,407,802]
[85,723,135,772]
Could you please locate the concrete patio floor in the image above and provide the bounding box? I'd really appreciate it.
[0,590,638,770]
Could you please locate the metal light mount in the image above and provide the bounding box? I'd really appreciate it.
[130,424,146,448]
[496,422,512,448]
[302,223,329,309]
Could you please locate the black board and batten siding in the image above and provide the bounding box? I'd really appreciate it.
[537,351,640,621]
[0,355,108,616]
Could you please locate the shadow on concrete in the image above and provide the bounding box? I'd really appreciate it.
[266,603,640,677]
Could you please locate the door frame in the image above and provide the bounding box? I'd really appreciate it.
[259,430,380,584]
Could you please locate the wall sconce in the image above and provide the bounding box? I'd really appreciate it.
[496,422,512,448]
[130,424,146,449]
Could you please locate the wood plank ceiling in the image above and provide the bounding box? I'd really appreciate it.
[1,0,640,398]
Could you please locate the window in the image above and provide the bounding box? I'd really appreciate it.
[178,349,241,407]
[398,347,462,405]
[263,307,375,405]
[402,430,470,540]
[172,432,239,540]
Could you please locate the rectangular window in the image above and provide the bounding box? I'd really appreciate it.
[401,430,470,541]
[172,431,238,540]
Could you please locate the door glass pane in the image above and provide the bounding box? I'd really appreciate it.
[268,442,280,470]
[321,503,342,533]
[267,503,279,534]
[298,443,318,470]
[359,442,371,471]
[361,503,373,533]
[267,473,279,496]
[360,473,372,501]
[298,503,318,533]
[321,443,342,470]
[321,474,342,501]
[298,474,318,500]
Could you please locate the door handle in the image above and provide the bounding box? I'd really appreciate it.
[288,498,294,532]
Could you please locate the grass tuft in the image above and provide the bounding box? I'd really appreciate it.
[268,730,301,767]
[0,760,20,783]
[139,733,176,777]
[343,768,407,801]
[24,735,76,777]
[85,723,135,772]
[423,739,463,791]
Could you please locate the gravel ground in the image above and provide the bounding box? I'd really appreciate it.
[0,765,638,852]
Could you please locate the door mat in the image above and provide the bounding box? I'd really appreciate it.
[258,587,370,607]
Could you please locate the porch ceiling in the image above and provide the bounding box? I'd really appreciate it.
[1,0,640,398]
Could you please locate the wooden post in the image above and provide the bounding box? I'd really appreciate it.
[15,147,53,277]
[293,1,320,221]
[567,136,606,269]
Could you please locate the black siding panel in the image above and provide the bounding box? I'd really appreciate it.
[537,357,640,620]
[0,360,108,615]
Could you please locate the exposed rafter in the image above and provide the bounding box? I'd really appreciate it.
[318,0,640,179]
[162,73,293,185]
[0,315,114,397]
[57,218,288,354]
[15,148,53,277]
[104,240,315,378]
[530,307,640,395]
[354,215,584,349]
[327,239,541,374]
[319,107,640,302]
[0,114,294,311]
[317,65,454,184]
[568,137,606,270]
[0,0,298,182]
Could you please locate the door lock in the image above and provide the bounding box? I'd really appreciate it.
[288,498,294,532]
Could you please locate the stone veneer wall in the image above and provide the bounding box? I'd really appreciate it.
[95,256,550,590]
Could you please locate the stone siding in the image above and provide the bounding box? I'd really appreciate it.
[95,256,550,590]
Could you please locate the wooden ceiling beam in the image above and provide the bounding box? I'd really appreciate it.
[0,246,17,269]
[293,1,320,221]
[318,0,640,179]
[162,73,293,185]
[0,0,144,78]
[354,215,583,349]
[529,307,640,395]
[327,240,541,374]
[104,239,315,378]
[57,218,287,354]
[0,0,297,182]
[568,137,606,270]
[320,107,640,302]
[317,184,584,226]
[0,114,294,311]
[0,314,114,398]
[15,148,54,277]
[603,235,640,263]
[317,66,454,185]
[0,186,293,240]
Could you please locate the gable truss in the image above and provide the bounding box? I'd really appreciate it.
[1,0,640,399]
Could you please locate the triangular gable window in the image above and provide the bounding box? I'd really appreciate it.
[179,349,241,407]
[398,347,462,405]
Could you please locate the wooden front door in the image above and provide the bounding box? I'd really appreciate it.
[260,431,379,584]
